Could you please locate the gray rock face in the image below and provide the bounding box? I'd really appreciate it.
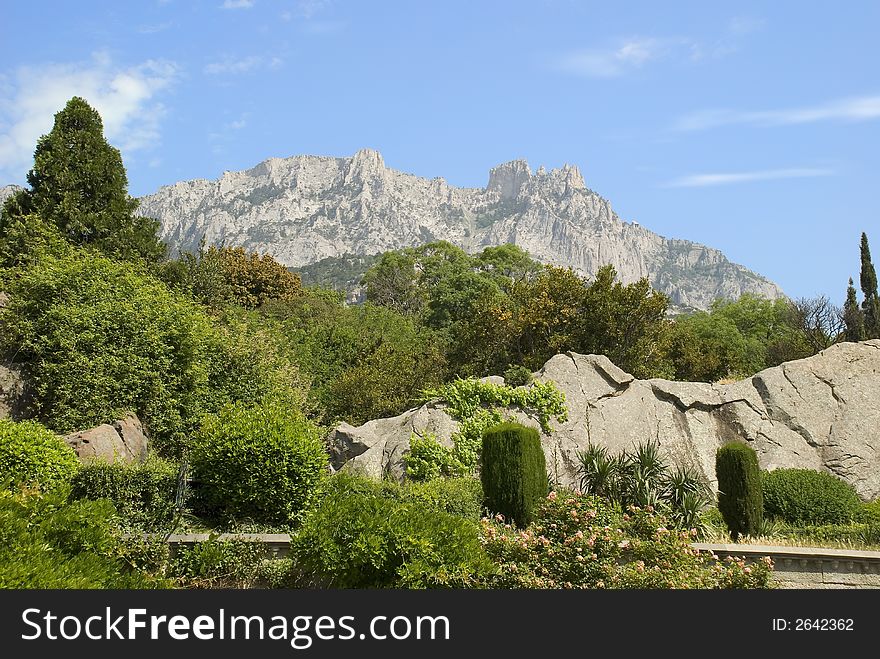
[63,413,150,464]
[329,340,880,500]
[137,150,783,310]
[0,363,27,421]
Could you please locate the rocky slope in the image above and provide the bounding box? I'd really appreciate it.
[137,149,783,309]
[0,184,22,206]
[328,339,880,500]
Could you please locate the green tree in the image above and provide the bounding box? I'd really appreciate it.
[860,232,879,338]
[3,97,165,264]
[843,277,866,342]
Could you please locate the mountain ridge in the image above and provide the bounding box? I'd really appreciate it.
[14,150,785,309]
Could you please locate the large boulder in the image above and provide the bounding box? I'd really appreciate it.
[329,340,880,499]
[63,413,150,464]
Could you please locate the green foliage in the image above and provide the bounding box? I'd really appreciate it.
[322,473,483,521]
[452,264,671,378]
[1,251,305,456]
[762,468,864,526]
[503,364,533,387]
[69,457,180,530]
[190,401,328,526]
[409,378,566,479]
[269,294,447,424]
[576,441,711,532]
[405,433,466,481]
[481,422,548,528]
[861,499,880,523]
[479,489,773,589]
[861,232,880,337]
[777,522,880,547]
[170,539,277,589]
[0,489,162,588]
[716,443,763,540]
[843,278,866,342]
[4,97,165,264]
[668,294,806,381]
[183,244,303,310]
[0,419,78,492]
[290,477,490,588]
[1,252,213,453]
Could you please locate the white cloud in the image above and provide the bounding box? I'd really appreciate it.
[221,0,254,9]
[728,16,766,36]
[204,55,263,75]
[661,167,834,188]
[296,0,330,19]
[675,95,880,131]
[137,21,175,34]
[0,54,177,183]
[555,38,667,78]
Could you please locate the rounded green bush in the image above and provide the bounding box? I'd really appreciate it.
[290,477,489,588]
[0,419,78,491]
[763,468,863,525]
[190,401,328,525]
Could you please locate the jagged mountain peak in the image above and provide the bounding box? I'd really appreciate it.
[136,149,784,309]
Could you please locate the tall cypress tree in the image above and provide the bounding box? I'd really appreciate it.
[860,233,879,338]
[843,277,865,342]
[9,96,165,263]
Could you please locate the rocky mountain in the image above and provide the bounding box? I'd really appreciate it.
[134,149,781,309]
[0,184,22,206]
[329,340,880,500]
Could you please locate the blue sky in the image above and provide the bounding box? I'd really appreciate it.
[1,1,878,301]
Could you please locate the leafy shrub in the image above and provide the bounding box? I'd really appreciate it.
[0,418,78,491]
[69,457,180,530]
[0,252,306,457]
[405,476,484,521]
[716,443,763,540]
[480,489,773,589]
[503,364,533,387]
[170,539,272,589]
[0,252,214,455]
[185,245,303,310]
[762,468,863,525]
[481,422,548,527]
[290,478,490,588]
[861,499,880,524]
[0,489,163,588]
[190,401,328,526]
[405,433,465,480]
[411,378,567,478]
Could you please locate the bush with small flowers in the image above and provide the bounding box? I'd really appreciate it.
[479,489,773,589]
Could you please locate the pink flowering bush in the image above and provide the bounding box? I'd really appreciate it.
[479,490,773,589]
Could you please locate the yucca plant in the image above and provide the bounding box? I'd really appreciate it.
[576,444,623,499]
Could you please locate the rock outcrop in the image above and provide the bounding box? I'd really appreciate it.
[63,413,150,464]
[328,340,880,499]
[137,150,783,310]
[0,363,26,421]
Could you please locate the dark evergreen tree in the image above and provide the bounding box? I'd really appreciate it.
[4,97,165,263]
[842,278,865,342]
[860,232,879,338]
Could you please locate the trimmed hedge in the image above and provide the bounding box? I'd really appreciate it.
[763,468,863,526]
[481,422,547,528]
[190,401,327,526]
[716,442,762,540]
[70,457,179,530]
[0,419,78,492]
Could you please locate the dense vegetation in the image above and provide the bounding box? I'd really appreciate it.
[1,97,876,589]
